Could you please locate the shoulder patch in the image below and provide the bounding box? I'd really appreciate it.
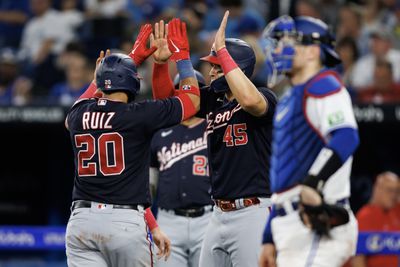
[305,70,342,97]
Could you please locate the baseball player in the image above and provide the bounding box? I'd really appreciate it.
[150,71,213,267]
[196,11,276,267]
[65,22,201,267]
[259,16,360,267]
[148,19,212,267]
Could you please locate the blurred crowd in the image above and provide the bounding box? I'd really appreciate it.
[2,0,400,106]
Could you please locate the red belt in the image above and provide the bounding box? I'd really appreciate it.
[214,197,260,212]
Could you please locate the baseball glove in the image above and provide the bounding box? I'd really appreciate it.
[299,187,350,237]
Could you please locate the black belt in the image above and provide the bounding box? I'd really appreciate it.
[72,200,139,211]
[161,206,211,218]
[276,198,349,217]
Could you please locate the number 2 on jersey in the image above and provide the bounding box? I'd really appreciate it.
[75,133,125,176]
[223,123,248,147]
[193,155,209,176]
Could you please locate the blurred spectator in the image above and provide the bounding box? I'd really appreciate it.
[55,41,86,72]
[357,59,400,104]
[84,0,127,18]
[391,2,400,49]
[0,48,32,106]
[336,3,370,56]
[268,0,297,21]
[350,28,400,89]
[351,171,400,267]
[83,0,128,58]
[20,0,82,64]
[295,0,322,19]
[0,0,30,48]
[336,36,359,95]
[58,0,84,39]
[48,53,90,106]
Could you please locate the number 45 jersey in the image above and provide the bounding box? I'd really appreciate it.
[66,97,185,207]
[198,86,277,200]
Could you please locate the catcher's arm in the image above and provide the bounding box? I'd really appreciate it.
[302,128,359,191]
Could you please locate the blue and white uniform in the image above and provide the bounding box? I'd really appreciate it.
[263,70,359,267]
[150,120,212,267]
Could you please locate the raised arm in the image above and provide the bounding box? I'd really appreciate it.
[167,18,200,119]
[214,11,267,117]
[150,20,175,99]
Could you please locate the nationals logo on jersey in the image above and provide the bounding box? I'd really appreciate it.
[206,103,242,134]
[157,132,207,171]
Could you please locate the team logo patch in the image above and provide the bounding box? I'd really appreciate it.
[98,99,107,106]
[105,79,112,89]
[328,111,344,126]
[182,85,191,91]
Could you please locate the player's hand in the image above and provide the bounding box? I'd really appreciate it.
[214,10,229,51]
[259,243,277,267]
[150,20,172,64]
[167,18,190,61]
[94,49,111,83]
[129,24,157,66]
[151,227,171,261]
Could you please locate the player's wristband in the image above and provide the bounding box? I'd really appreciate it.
[176,59,195,80]
[217,47,238,75]
[144,208,158,231]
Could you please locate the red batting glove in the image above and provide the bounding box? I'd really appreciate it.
[129,24,157,66]
[167,18,190,61]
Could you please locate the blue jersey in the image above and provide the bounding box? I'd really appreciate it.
[67,97,184,206]
[150,120,213,209]
[198,86,277,200]
[270,70,358,193]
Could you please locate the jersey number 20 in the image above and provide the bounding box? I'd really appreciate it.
[75,133,125,176]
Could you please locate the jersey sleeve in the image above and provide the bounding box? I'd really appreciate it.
[139,97,183,133]
[259,87,278,120]
[305,88,358,139]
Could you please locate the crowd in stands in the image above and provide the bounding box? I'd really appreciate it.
[2,0,400,106]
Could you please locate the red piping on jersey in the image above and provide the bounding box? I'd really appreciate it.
[304,70,342,98]
[302,71,343,143]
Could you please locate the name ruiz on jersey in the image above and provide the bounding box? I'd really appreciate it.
[206,104,242,133]
[82,112,115,130]
[157,132,207,171]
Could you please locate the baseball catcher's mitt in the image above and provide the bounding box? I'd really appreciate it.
[299,187,350,237]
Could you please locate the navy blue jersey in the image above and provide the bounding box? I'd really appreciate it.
[198,87,277,200]
[67,97,184,206]
[150,120,213,209]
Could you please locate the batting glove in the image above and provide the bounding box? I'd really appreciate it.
[167,18,190,61]
[129,24,157,66]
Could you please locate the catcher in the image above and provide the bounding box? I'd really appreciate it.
[259,15,360,267]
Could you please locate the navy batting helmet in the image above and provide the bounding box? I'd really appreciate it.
[201,38,256,78]
[95,53,140,101]
[294,16,341,67]
[173,70,206,89]
[201,38,256,92]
